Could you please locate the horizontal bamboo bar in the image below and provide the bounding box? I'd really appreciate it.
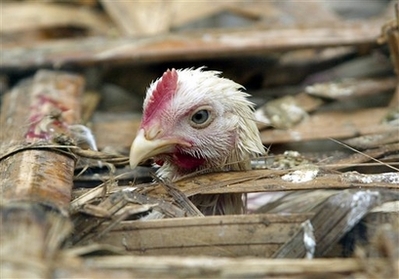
[0,21,384,69]
[77,213,310,257]
[135,169,399,197]
[55,256,398,279]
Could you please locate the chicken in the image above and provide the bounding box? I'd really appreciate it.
[129,68,264,215]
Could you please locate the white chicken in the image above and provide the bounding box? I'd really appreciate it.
[129,68,264,215]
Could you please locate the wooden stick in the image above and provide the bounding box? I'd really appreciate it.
[153,174,204,217]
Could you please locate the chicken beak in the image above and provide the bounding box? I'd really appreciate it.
[129,128,189,169]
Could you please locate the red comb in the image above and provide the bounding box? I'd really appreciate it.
[142,69,178,126]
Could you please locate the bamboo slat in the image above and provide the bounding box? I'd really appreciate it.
[135,170,399,197]
[75,213,310,257]
[1,3,110,36]
[260,107,396,144]
[272,190,397,258]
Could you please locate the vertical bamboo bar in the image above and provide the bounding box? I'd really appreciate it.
[386,4,399,108]
[386,4,399,76]
[0,70,84,278]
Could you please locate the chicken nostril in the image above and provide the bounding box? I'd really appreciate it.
[145,128,163,140]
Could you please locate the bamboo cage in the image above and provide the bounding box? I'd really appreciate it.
[1,1,399,278]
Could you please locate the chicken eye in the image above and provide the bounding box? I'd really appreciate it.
[190,108,212,128]
[192,110,209,124]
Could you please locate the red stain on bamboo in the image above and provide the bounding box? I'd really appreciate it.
[0,70,84,210]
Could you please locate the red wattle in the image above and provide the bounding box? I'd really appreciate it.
[172,152,205,171]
